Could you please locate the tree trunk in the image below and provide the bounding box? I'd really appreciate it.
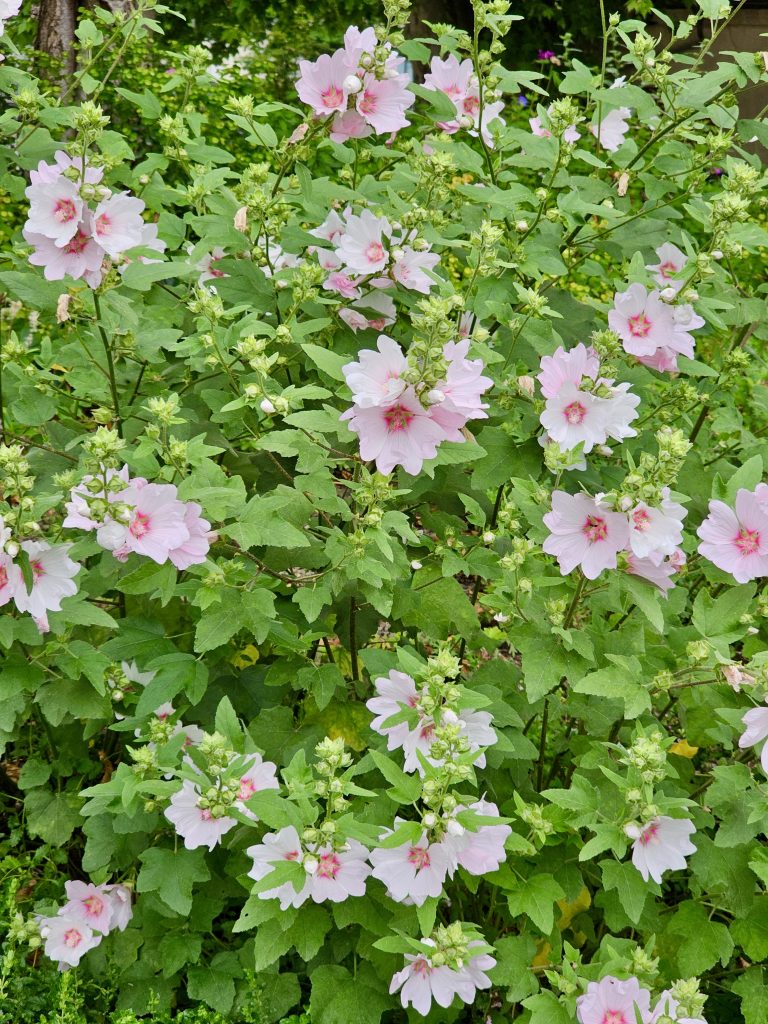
[35,0,78,84]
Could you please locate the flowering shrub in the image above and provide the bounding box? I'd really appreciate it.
[1,0,768,1021]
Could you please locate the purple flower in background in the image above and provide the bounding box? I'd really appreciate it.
[708,167,724,178]
[517,94,529,107]
[537,49,556,60]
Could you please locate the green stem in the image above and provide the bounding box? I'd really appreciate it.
[563,573,586,629]
[92,291,122,438]
[349,597,359,681]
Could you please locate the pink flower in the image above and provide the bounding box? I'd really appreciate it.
[246,826,311,909]
[436,339,493,423]
[370,826,453,905]
[336,210,391,274]
[310,208,348,245]
[391,246,441,293]
[341,25,378,66]
[29,150,103,186]
[24,177,84,246]
[537,344,600,398]
[61,881,113,934]
[609,283,680,358]
[40,915,101,969]
[24,218,105,284]
[342,334,407,408]
[195,247,228,284]
[637,345,682,374]
[330,109,373,143]
[12,541,80,629]
[92,192,145,258]
[339,290,396,332]
[722,663,754,692]
[297,49,351,116]
[646,242,688,293]
[442,799,511,875]
[529,107,581,143]
[540,383,609,455]
[577,976,652,1024]
[101,884,133,932]
[341,387,448,475]
[390,949,463,1017]
[306,840,372,903]
[0,552,18,608]
[650,991,707,1024]
[0,0,23,34]
[235,752,280,813]
[627,491,686,563]
[118,483,190,564]
[167,503,213,570]
[423,55,503,145]
[625,816,697,884]
[626,550,685,595]
[453,944,496,1005]
[325,271,362,299]
[590,107,631,151]
[697,489,768,583]
[164,779,236,851]
[738,700,768,773]
[543,491,630,579]
[356,74,414,135]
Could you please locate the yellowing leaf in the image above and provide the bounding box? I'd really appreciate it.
[231,644,260,669]
[532,940,551,968]
[670,739,699,758]
[557,886,591,930]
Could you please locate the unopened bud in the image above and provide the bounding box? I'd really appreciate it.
[260,398,276,414]
[343,74,363,94]
[234,206,248,232]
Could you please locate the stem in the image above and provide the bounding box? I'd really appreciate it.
[349,597,359,681]
[535,698,549,792]
[563,573,586,629]
[92,292,122,437]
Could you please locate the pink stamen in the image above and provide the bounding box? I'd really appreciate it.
[462,95,479,116]
[407,846,431,870]
[582,515,608,543]
[54,198,77,223]
[238,777,257,801]
[563,400,587,425]
[82,895,104,918]
[602,1013,628,1024]
[364,241,385,264]
[632,508,651,531]
[321,84,344,108]
[639,823,659,846]
[64,928,83,949]
[658,260,679,279]
[129,511,151,539]
[64,230,90,256]
[735,527,760,555]
[627,312,652,338]
[358,91,377,115]
[383,404,414,432]
[316,852,341,879]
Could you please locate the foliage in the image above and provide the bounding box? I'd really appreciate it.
[0,0,767,1022]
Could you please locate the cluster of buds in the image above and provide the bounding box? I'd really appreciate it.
[71,101,110,148]
[188,285,226,322]
[158,113,191,161]
[401,293,463,396]
[468,220,504,277]
[500,536,536,571]
[0,445,35,518]
[548,97,582,141]
[429,921,471,969]
[105,662,130,703]
[514,794,555,845]
[612,428,691,510]
[667,978,707,1021]
[314,736,353,815]
[630,945,659,981]
[622,730,668,786]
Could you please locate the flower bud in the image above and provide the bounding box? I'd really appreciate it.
[260,398,276,414]
[343,74,363,94]
[234,206,248,232]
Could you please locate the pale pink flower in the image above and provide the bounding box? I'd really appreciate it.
[626,550,684,595]
[325,271,362,299]
[336,209,391,274]
[697,490,768,583]
[650,991,707,1024]
[590,107,631,152]
[646,242,688,293]
[541,383,609,455]
[62,881,113,934]
[339,290,396,332]
[423,54,473,110]
[257,236,302,277]
[391,246,440,293]
[366,669,419,751]
[195,247,227,284]
[341,25,379,67]
[738,700,768,773]
[401,707,496,775]
[537,344,600,398]
[342,334,407,408]
[246,826,311,909]
[40,915,101,969]
[29,150,103,186]
[453,945,497,1005]
[12,541,79,627]
[341,387,448,476]
[637,345,681,374]
[167,503,213,570]
[164,779,236,851]
[543,491,630,579]
[356,73,414,135]
[390,948,463,1017]
[438,339,493,422]
[609,284,681,358]
[307,840,372,903]
[722,663,754,692]
[235,752,280,814]
[370,826,453,904]
[118,483,190,564]
[627,491,686,563]
[92,192,145,258]
[310,208,348,245]
[120,221,166,271]
[577,976,652,1024]
[442,798,511,875]
[530,106,581,143]
[24,177,84,246]
[24,219,105,284]
[297,49,350,116]
[101,884,133,932]
[330,109,373,143]
[626,816,696,884]
[0,552,19,608]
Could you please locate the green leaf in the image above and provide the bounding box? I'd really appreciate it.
[302,343,349,382]
[137,847,211,916]
[370,750,422,804]
[601,859,648,926]
[309,964,389,1024]
[187,953,240,1014]
[24,789,81,845]
[734,969,768,1024]
[665,901,734,975]
[507,873,565,934]
[733,897,768,961]
[574,658,650,719]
